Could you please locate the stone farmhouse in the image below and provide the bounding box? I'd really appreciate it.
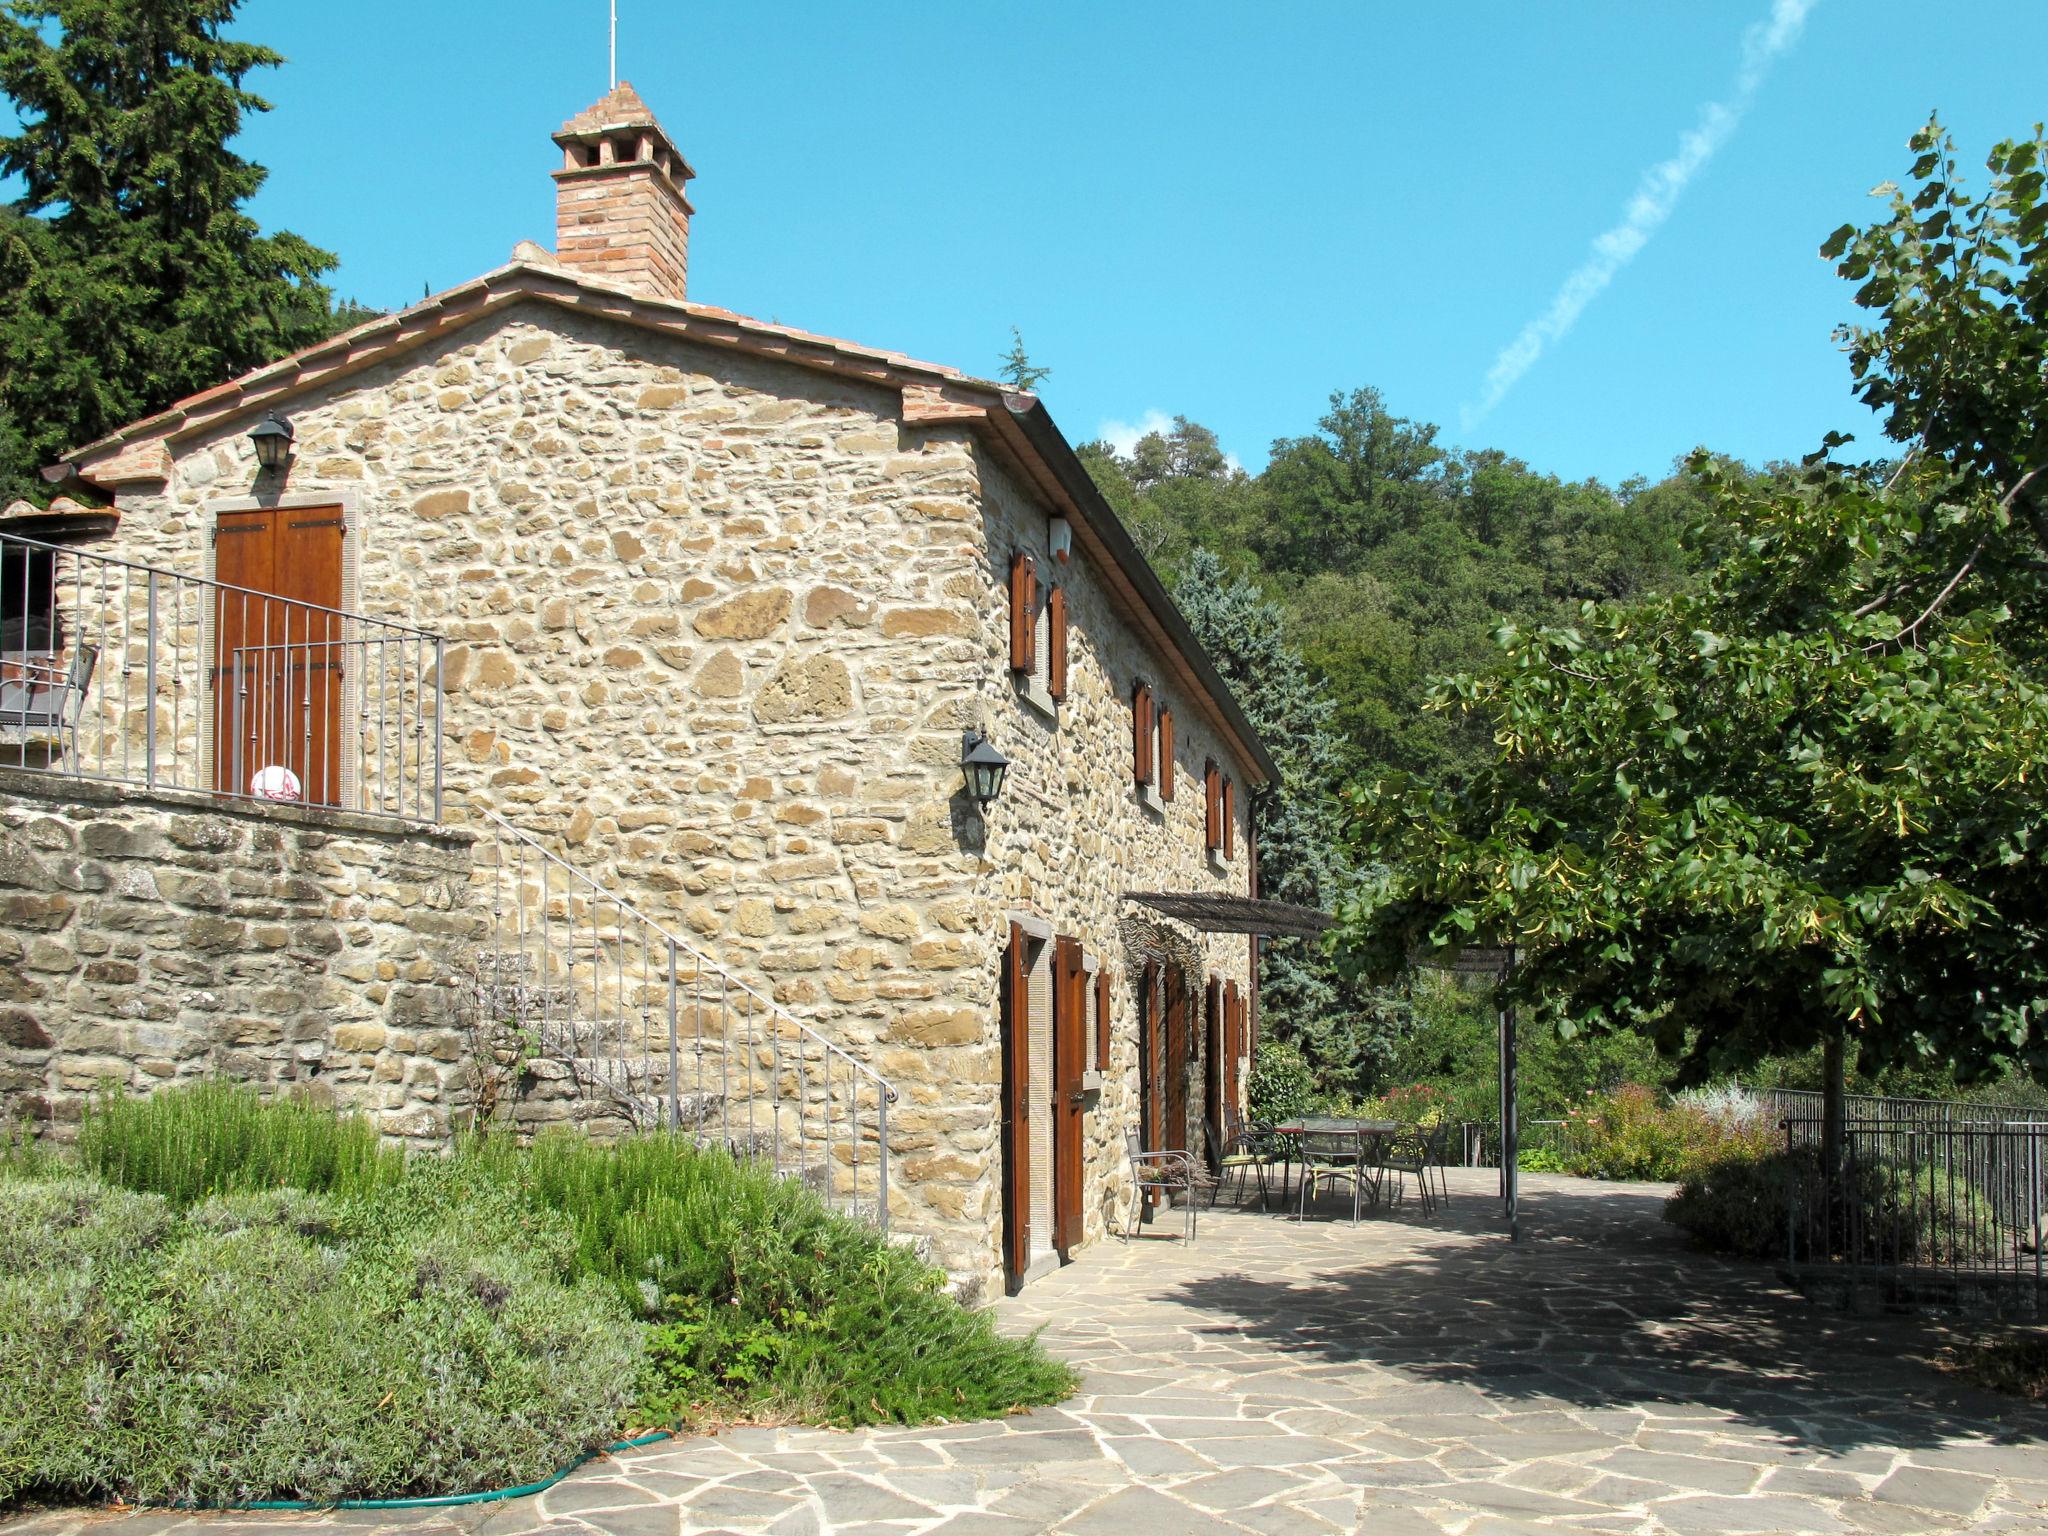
[0,86,1277,1296]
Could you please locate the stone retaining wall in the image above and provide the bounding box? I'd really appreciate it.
[0,768,481,1142]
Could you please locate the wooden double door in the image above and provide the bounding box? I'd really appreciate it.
[210,506,346,805]
[1139,958,1190,1162]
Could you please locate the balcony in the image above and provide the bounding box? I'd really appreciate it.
[1,529,444,823]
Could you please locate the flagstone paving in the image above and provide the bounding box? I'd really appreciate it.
[7,1170,2047,1534]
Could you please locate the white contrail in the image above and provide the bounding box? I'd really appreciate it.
[1461,0,1818,430]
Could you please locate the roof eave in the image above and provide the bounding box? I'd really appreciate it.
[997,395,1277,784]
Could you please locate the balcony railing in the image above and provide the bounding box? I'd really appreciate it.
[1,530,443,822]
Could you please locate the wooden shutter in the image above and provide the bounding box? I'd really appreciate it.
[1047,585,1068,700]
[1223,778,1236,860]
[1132,683,1154,785]
[1223,980,1241,1117]
[1204,760,1221,849]
[1053,937,1087,1257]
[1157,709,1175,800]
[1094,965,1110,1071]
[1140,957,1161,1151]
[1008,552,1037,673]
[1000,923,1031,1283]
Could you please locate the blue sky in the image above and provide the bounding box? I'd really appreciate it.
[210,3,2044,485]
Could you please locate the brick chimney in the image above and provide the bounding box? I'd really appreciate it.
[551,83,696,301]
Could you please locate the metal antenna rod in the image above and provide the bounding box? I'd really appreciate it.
[609,0,617,89]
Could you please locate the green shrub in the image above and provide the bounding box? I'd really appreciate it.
[484,1130,1076,1428]
[1,1086,1076,1508]
[1550,1084,1776,1183]
[1665,1149,1807,1258]
[1666,1148,2010,1266]
[0,1167,637,1508]
[78,1082,404,1207]
[1249,1038,1318,1124]
[0,1176,176,1275]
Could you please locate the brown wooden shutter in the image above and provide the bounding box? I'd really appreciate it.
[1000,923,1031,1283]
[1132,682,1154,785]
[1224,980,1242,1116]
[1223,778,1236,860]
[1009,552,1037,673]
[1157,709,1175,800]
[1204,760,1221,849]
[1095,965,1110,1071]
[1047,585,1067,700]
[1053,936,1087,1257]
[1139,957,1162,1152]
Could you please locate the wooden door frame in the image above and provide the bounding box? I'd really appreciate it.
[1204,976,1223,1169]
[1000,921,1032,1289]
[1052,936,1087,1258]
[203,492,360,803]
[1163,963,1189,1155]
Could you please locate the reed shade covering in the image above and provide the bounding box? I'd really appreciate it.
[1122,891,1331,939]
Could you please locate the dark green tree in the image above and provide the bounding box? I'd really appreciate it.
[0,0,339,501]
[1172,548,1399,1090]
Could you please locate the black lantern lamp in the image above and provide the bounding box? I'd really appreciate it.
[248,411,295,471]
[960,729,1009,810]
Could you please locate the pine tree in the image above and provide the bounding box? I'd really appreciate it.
[997,326,1050,393]
[1173,549,1400,1090]
[0,0,339,501]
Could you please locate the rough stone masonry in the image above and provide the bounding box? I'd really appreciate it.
[0,769,480,1142]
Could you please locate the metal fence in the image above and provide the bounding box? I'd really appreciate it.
[473,809,895,1229]
[1781,1116,2048,1298]
[1,531,443,821]
[1762,1086,2043,1138]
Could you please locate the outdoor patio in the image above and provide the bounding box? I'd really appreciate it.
[8,1170,2047,1536]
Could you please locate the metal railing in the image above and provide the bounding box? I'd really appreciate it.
[472,809,895,1229]
[1782,1116,2048,1296]
[1,531,443,821]
[1762,1086,2043,1138]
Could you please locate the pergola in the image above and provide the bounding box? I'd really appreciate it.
[1126,894,1525,1241]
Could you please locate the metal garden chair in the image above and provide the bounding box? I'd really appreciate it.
[1294,1128,1371,1223]
[1123,1128,1200,1244]
[0,643,97,767]
[1210,1104,1284,1208]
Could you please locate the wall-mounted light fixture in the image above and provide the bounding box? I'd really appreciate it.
[248,411,295,472]
[960,728,1010,810]
[1048,516,1072,565]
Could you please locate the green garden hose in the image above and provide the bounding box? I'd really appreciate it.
[180,1430,674,1512]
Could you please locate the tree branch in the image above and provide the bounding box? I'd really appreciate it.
[1867,535,1987,652]
[1860,471,2040,651]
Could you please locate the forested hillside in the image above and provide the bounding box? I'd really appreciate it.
[1080,387,1732,1092]
[1081,389,1718,784]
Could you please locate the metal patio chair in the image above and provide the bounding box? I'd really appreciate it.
[1295,1128,1371,1223]
[1123,1127,1199,1244]
[0,643,97,766]
[1210,1104,1284,1209]
[1382,1124,1455,1215]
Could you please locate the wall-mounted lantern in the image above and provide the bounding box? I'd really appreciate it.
[248,411,295,472]
[960,728,1010,810]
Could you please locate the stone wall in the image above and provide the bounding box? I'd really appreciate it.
[86,297,1259,1293]
[0,769,481,1141]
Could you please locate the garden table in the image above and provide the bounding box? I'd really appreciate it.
[1266,1117,1401,1214]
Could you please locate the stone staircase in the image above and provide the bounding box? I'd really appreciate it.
[468,812,893,1226]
